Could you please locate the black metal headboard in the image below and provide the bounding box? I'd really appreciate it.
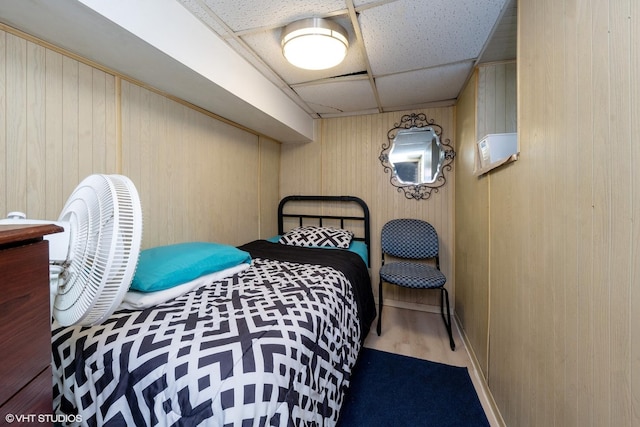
[277,195,371,263]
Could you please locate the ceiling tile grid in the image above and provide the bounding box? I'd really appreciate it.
[178,0,229,35]
[358,0,506,75]
[177,0,516,118]
[293,77,378,115]
[199,0,347,32]
[375,60,474,108]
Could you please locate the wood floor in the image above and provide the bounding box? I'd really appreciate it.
[363,306,503,427]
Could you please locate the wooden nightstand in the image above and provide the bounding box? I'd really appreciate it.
[0,224,64,421]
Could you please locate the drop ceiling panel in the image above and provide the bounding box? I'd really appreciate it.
[178,0,228,35]
[175,0,515,119]
[198,0,347,32]
[359,0,507,75]
[376,61,474,108]
[175,0,515,118]
[293,78,377,115]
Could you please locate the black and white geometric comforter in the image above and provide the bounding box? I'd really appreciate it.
[52,240,374,426]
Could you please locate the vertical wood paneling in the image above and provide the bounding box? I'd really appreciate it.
[281,108,455,312]
[559,1,580,424]
[505,64,517,131]
[453,0,640,425]
[454,69,490,377]
[574,0,596,424]
[6,34,27,212]
[259,136,281,239]
[591,0,612,423]
[120,80,263,248]
[1,29,119,218]
[1,28,277,252]
[608,1,633,425]
[280,121,322,197]
[91,69,106,172]
[631,1,640,425]
[78,63,93,180]
[25,41,46,219]
[477,61,517,139]
[61,56,80,200]
[45,49,63,219]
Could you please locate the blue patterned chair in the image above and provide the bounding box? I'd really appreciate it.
[376,218,455,351]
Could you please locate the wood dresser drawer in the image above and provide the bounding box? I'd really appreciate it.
[0,240,51,406]
[0,224,63,419]
[2,368,54,417]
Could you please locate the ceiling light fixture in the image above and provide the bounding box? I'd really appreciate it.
[281,18,349,70]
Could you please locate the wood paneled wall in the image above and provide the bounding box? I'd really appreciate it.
[454,69,491,377]
[281,109,456,312]
[455,61,517,379]
[455,1,640,426]
[121,80,267,247]
[477,62,517,138]
[0,26,280,249]
[0,30,118,220]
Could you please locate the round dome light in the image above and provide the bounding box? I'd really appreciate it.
[281,18,349,70]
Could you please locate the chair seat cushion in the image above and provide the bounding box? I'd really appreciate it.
[380,261,446,289]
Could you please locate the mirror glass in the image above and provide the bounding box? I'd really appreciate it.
[379,113,455,200]
[388,127,443,184]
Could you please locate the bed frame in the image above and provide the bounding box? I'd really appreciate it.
[277,195,371,264]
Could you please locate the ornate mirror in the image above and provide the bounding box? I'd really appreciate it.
[379,113,455,200]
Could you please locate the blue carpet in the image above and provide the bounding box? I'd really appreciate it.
[338,347,490,427]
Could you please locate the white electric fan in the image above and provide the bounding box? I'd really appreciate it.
[1,174,143,326]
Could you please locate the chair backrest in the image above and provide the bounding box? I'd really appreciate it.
[381,219,439,259]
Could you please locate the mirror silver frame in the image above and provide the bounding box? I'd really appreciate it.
[379,113,456,200]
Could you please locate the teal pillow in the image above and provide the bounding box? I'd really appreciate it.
[267,235,369,266]
[130,242,251,292]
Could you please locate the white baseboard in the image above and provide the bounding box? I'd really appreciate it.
[453,313,506,427]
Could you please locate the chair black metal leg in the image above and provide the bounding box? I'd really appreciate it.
[376,277,383,335]
[440,287,455,351]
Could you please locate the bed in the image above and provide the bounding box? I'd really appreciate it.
[52,195,375,426]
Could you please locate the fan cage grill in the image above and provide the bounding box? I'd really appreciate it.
[53,174,142,326]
